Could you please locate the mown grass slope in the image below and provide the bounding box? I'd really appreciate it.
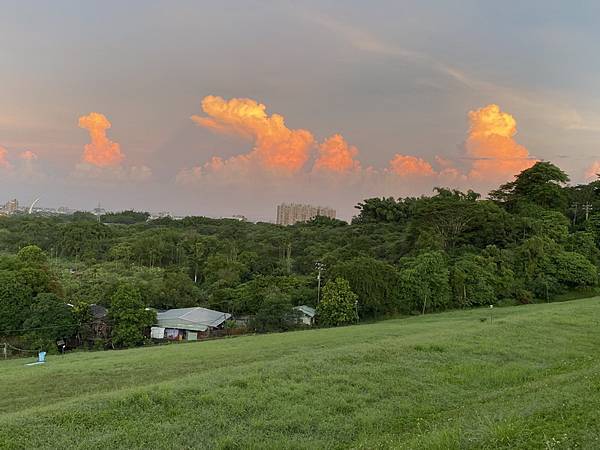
[1,298,600,449]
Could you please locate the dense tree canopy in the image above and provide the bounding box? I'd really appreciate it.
[0,161,598,348]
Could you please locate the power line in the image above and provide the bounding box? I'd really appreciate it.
[0,321,94,335]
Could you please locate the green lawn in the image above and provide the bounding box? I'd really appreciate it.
[2,299,600,449]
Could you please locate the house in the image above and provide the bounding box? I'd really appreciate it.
[152,307,231,341]
[89,304,110,341]
[90,304,108,320]
[233,315,253,327]
[293,305,316,326]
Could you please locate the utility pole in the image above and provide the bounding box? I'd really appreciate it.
[315,262,325,304]
[583,203,593,221]
[285,243,292,274]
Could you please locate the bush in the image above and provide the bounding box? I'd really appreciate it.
[23,293,76,351]
[109,284,156,348]
[250,288,300,333]
[317,278,358,327]
[515,289,534,304]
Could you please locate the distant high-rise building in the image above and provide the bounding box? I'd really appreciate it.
[276,203,336,226]
[1,199,19,215]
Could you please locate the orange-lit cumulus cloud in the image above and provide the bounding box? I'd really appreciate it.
[381,104,534,186]
[585,161,600,180]
[0,146,10,169]
[185,97,535,196]
[466,104,535,180]
[78,112,124,167]
[192,96,314,174]
[387,154,435,177]
[314,134,361,173]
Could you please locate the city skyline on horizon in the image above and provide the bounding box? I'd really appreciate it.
[1,195,342,224]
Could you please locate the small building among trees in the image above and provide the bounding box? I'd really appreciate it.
[293,305,316,326]
[153,307,231,341]
[75,303,110,348]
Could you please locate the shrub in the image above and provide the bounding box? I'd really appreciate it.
[317,278,358,326]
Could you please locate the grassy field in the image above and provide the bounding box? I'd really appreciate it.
[1,298,600,449]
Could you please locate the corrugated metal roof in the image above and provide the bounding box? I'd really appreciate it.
[294,305,316,317]
[90,304,108,319]
[156,307,231,331]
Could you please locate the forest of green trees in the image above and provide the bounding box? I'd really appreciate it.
[1,162,599,350]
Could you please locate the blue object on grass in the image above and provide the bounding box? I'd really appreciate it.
[25,351,47,366]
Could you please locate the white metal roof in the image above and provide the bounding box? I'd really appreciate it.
[293,305,316,318]
[156,307,231,331]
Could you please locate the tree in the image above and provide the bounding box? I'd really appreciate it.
[18,267,53,297]
[521,207,570,243]
[353,197,407,224]
[490,162,569,211]
[15,245,61,297]
[17,245,49,267]
[317,278,358,326]
[251,288,299,333]
[480,245,517,300]
[108,242,134,262]
[398,251,451,313]
[59,222,113,260]
[303,216,348,228]
[234,275,314,315]
[0,271,33,333]
[329,257,399,318]
[23,293,76,350]
[63,264,121,307]
[101,210,150,225]
[514,236,598,298]
[551,251,598,288]
[156,270,202,309]
[109,284,156,348]
[566,231,600,265]
[515,236,556,284]
[204,254,247,287]
[401,189,523,252]
[450,254,498,307]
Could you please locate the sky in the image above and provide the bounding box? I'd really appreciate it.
[1,0,600,221]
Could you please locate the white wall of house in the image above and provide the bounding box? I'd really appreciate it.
[300,315,312,326]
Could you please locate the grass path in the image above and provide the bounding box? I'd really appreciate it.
[1,298,600,449]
